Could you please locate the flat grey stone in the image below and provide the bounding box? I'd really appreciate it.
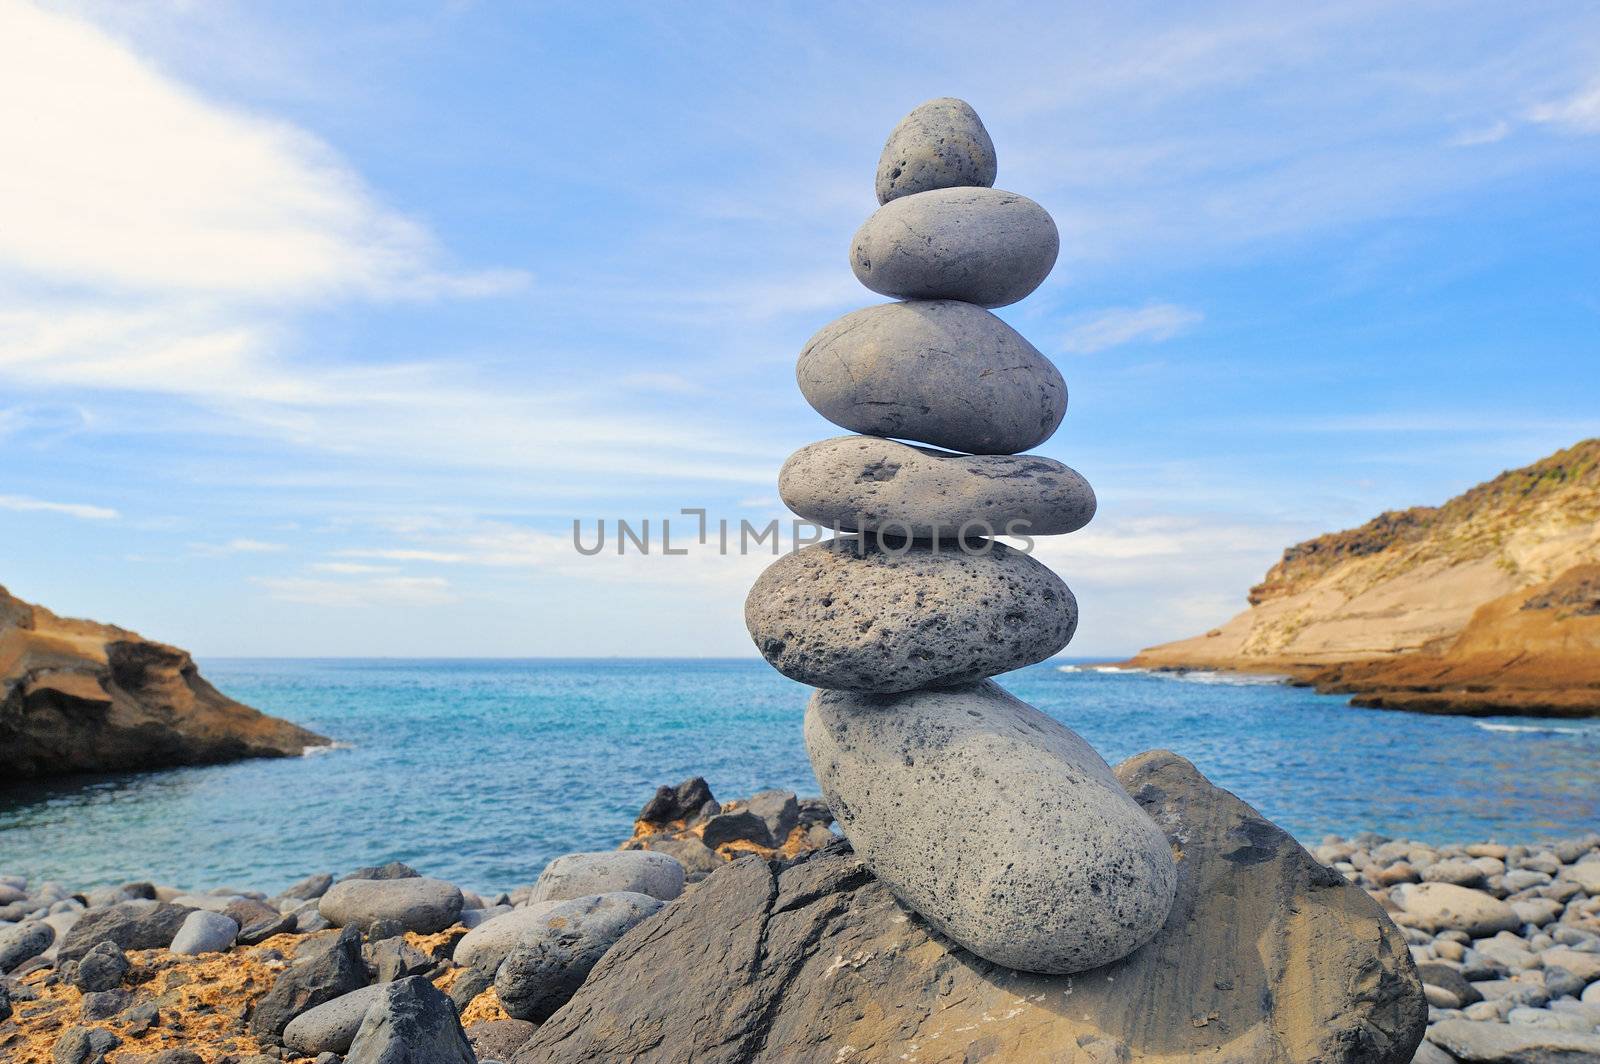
[529,851,685,905]
[318,877,462,934]
[1392,883,1521,937]
[0,918,53,972]
[797,299,1066,455]
[806,681,1176,974]
[56,900,192,962]
[1428,1018,1600,1061]
[169,910,239,955]
[875,97,996,204]
[452,903,563,970]
[850,187,1057,307]
[780,435,1095,539]
[744,538,1076,692]
[50,1025,120,1064]
[345,976,474,1064]
[284,983,389,1055]
[250,925,370,1041]
[744,790,799,845]
[494,892,665,1022]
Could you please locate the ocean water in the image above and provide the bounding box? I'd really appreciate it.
[1,658,1597,895]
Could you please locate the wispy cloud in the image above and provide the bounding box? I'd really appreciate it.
[191,538,286,555]
[1528,80,1600,134]
[1062,303,1203,354]
[0,493,118,521]
[253,575,456,608]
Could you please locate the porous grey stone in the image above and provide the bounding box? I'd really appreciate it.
[804,681,1177,974]
[318,877,462,935]
[779,435,1095,539]
[875,97,997,204]
[745,539,1076,693]
[169,910,239,955]
[451,902,563,970]
[283,983,389,1055]
[850,187,1057,308]
[494,892,665,1022]
[345,976,475,1064]
[796,299,1066,455]
[0,918,53,972]
[529,851,685,905]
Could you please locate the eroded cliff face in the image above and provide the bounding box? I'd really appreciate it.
[0,584,328,780]
[1129,441,1600,716]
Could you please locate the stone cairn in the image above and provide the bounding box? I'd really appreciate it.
[745,98,1178,974]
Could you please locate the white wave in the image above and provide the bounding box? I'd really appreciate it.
[1474,723,1585,736]
[301,741,355,757]
[1091,665,1143,674]
[1056,665,1082,673]
[1161,670,1287,687]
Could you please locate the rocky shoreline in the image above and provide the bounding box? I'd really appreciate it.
[2,767,1595,1062]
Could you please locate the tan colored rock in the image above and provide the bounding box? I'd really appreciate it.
[1392,883,1520,937]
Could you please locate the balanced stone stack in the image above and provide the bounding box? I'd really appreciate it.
[745,98,1178,975]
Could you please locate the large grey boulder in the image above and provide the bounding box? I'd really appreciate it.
[318,877,463,934]
[169,910,240,955]
[512,752,1425,1064]
[807,681,1175,973]
[56,900,192,962]
[797,299,1066,455]
[494,892,665,1022]
[452,902,563,970]
[529,851,684,905]
[780,435,1096,539]
[876,97,997,204]
[345,976,475,1064]
[250,925,370,1042]
[1427,1018,1600,1061]
[0,918,53,972]
[283,983,389,1055]
[745,539,1076,693]
[850,187,1058,307]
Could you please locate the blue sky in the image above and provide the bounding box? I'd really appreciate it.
[2,0,1598,658]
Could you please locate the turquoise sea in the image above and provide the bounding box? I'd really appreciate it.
[2,658,1597,895]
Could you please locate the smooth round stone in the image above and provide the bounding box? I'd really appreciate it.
[780,435,1095,539]
[529,851,685,905]
[168,911,239,955]
[875,97,997,204]
[797,300,1066,455]
[283,983,389,1055]
[452,902,563,970]
[805,681,1178,974]
[494,892,665,1022]
[0,920,53,973]
[318,877,463,935]
[850,187,1058,308]
[744,538,1075,693]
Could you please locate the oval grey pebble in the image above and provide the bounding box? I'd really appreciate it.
[876,97,997,204]
[797,299,1066,455]
[744,538,1076,693]
[779,435,1095,539]
[851,187,1057,308]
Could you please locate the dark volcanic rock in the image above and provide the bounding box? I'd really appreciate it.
[338,861,420,883]
[0,919,55,972]
[72,940,130,992]
[57,901,192,962]
[513,751,1425,1064]
[637,777,716,826]
[249,925,369,1042]
[0,584,328,779]
[698,808,772,849]
[51,1025,120,1064]
[345,975,475,1064]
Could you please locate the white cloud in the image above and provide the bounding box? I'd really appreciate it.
[335,548,471,564]
[310,562,399,574]
[1528,80,1600,134]
[0,493,118,520]
[1449,121,1511,147]
[1062,303,1203,355]
[191,538,286,555]
[254,574,456,607]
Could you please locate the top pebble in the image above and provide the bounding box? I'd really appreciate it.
[875,97,997,204]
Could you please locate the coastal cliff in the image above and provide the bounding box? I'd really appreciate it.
[1129,440,1600,716]
[0,584,328,780]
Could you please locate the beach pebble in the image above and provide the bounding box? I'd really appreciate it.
[466,1019,540,1062]
[250,925,369,1041]
[805,680,1177,974]
[1544,947,1600,982]
[49,1025,120,1064]
[453,903,561,970]
[72,940,129,991]
[797,299,1066,455]
[780,435,1095,540]
[318,877,463,935]
[1410,1041,1455,1064]
[169,910,239,955]
[1393,883,1521,937]
[1422,859,1486,888]
[283,983,389,1055]
[875,97,997,204]
[1428,1017,1600,1060]
[530,851,685,905]
[457,903,512,929]
[0,919,53,973]
[494,892,665,1022]
[345,975,475,1064]
[271,872,334,908]
[746,538,1076,693]
[56,900,192,962]
[851,187,1058,308]
[1563,862,1600,893]
[622,835,723,876]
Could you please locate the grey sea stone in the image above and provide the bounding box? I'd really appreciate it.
[796,299,1066,454]
[250,925,370,1041]
[283,983,389,1055]
[875,97,997,204]
[339,861,421,883]
[466,1019,539,1062]
[699,808,773,849]
[0,918,53,972]
[744,790,800,845]
[780,435,1096,539]
[345,976,475,1064]
[56,900,192,962]
[494,892,665,1022]
[621,835,723,876]
[1428,1018,1600,1060]
[805,681,1177,974]
[529,851,685,905]
[72,940,129,992]
[169,910,239,955]
[745,538,1076,693]
[318,877,462,934]
[850,187,1058,308]
[457,903,511,929]
[452,902,562,970]
[50,1025,120,1064]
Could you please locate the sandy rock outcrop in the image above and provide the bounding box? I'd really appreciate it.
[0,583,328,779]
